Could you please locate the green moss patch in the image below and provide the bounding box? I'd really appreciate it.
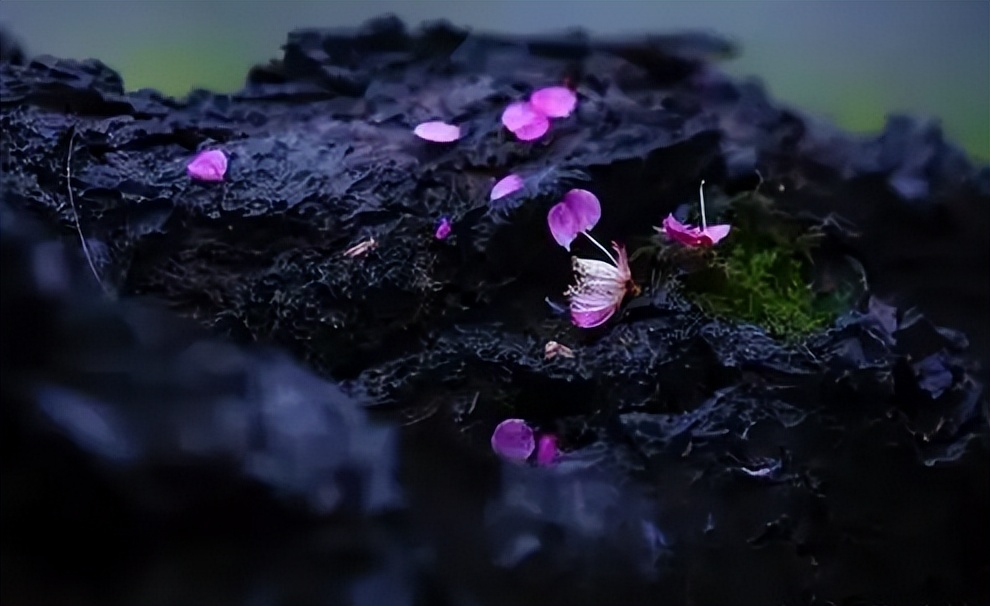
[664,190,860,340]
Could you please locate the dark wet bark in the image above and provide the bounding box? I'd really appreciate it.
[2,17,988,606]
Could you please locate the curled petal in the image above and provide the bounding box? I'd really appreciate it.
[700,224,731,245]
[661,214,731,247]
[187,150,227,182]
[535,434,559,466]
[491,173,524,201]
[530,86,577,118]
[491,419,535,461]
[571,305,618,329]
[434,217,452,240]
[547,189,602,250]
[414,121,461,142]
[661,214,704,246]
[565,242,632,329]
[501,101,550,141]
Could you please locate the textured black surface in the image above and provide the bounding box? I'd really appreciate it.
[2,17,989,605]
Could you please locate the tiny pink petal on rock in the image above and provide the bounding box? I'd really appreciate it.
[535,434,559,466]
[435,217,452,240]
[501,101,550,141]
[661,215,731,247]
[661,214,705,247]
[491,419,536,461]
[491,173,525,201]
[187,150,227,182]
[414,121,461,143]
[547,189,602,250]
[530,86,577,118]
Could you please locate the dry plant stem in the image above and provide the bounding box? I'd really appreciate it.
[580,230,617,265]
[65,129,110,296]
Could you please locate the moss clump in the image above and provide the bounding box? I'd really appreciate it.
[669,191,856,341]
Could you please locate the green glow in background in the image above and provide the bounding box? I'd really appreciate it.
[2,0,987,162]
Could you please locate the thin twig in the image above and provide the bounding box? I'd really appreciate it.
[65,128,110,296]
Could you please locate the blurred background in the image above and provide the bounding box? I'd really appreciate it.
[1,0,988,162]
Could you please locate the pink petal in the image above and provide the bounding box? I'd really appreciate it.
[662,214,705,247]
[535,434,558,466]
[501,101,550,141]
[530,86,577,118]
[414,121,461,143]
[187,150,227,182]
[700,224,732,245]
[490,173,525,201]
[491,419,535,461]
[547,189,602,250]
[571,304,618,328]
[435,217,452,240]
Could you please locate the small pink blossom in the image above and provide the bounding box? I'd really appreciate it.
[547,189,602,251]
[187,150,227,182]
[658,180,731,247]
[501,101,550,141]
[530,86,577,118]
[491,419,535,461]
[535,434,559,466]
[490,173,525,201]
[661,215,731,247]
[565,238,638,328]
[434,217,452,240]
[413,121,461,143]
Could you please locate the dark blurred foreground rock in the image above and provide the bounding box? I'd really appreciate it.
[1,16,989,606]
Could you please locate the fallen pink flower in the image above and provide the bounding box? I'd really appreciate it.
[565,237,638,328]
[490,173,525,201]
[491,419,535,461]
[535,434,559,467]
[658,180,731,247]
[187,149,227,182]
[413,121,461,143]
[501,101,550,141]
[530,86,577,118]
[547,189,602,251]
[434,217,452,240]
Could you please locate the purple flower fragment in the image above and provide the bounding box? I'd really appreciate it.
[491,419,535,461]
[530,86,577,118]
[434,217,452,240]
[658,180,731,247]
[187,150,227,182]
[547,189,601,251]
[491,173,525,201]
[501,101,550,141]
[501,85,578,141]
[535,434,558,467]
[413,121,461,143]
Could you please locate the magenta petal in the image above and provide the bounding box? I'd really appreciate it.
[548,189,602,250]
[187,150,227,182]
[491,173,524,201]
[501,101,550,141]
[571,305,617,328]
[530,86,577,118]
[491,419,535,461]
[435,217,452,240]
[535,435,558,466]
[662,214,704,246]
[413,121,461,142]
[547,202,581,250]
[701,224,731,245]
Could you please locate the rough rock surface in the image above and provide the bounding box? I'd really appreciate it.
[2,16,988,605]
